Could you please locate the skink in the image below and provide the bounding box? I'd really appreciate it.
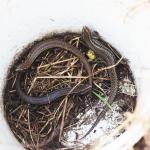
[16,39,92,105]
[81,26,118,138]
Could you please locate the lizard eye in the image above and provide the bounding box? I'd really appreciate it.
[91,31,99,40]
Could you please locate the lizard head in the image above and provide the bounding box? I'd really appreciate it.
[82,26,100,44]
[16,60,31,71]
[81,26,92,42]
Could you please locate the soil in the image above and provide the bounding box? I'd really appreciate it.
[3,31,137,150]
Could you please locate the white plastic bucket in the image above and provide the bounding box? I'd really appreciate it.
[0,0,150,150]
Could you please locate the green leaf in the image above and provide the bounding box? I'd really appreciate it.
[92,90,112,110]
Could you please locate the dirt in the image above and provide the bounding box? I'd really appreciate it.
[3,31,137,150]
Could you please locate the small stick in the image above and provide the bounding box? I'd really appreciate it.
[38,57,76,70]
[27,108,36,148]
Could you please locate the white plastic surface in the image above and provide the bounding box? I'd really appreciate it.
[0,0,150,150]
